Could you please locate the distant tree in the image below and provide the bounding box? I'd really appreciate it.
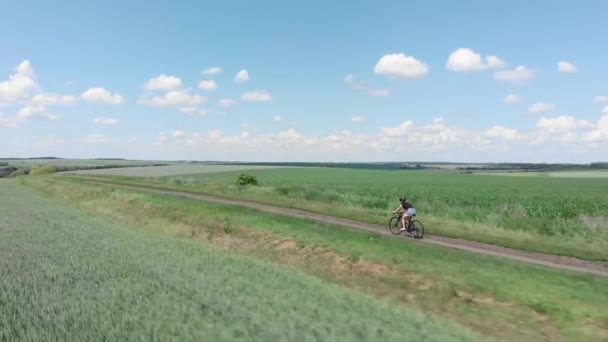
[235,173,259,186]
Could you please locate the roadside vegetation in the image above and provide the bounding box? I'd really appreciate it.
[65,167,608,261]
[20,176,608,341]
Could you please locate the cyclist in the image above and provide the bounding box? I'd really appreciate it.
[393,196,416,233]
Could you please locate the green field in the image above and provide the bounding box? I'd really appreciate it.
[69,167,608,261]
[15,176,608,341]
[476,170,608,178]
[0,179,481,341]
[65,164,288,177]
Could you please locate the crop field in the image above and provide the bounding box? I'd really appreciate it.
[547,171,608,178]
[15,176,608,341]
[476,170,608,178]
[473,172,544,177]
[0,179,482,341]
[1,158,170,168]
[64,164,287,177]
[71,167,608,261]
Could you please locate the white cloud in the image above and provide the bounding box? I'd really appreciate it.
[592,96,608,104]
[142,90,206,109]
[0,60,38,101]
[537,115,593,133]
[218,98,235,107]
[241,90,272,102]
[93,117,120,125]
[533,115,596,145]
[202,67,222,75]
[31,93,77,106]
[422,117,446,131]
[558,61,577,73]
[486,56,505,69]
[198,80,217,91]
[81,87,123,105]
[345,73,390,96]
[380,121,414,137]
[528,102,555,113]
[1,108,57,127]
[49,115,606,162]
[145,74,182,91]
[235,69,249,83]
[173,130,185,137]
[446,48,505,72]
[377,118,459,151]
[493,65,535,83]
[273,115,283,122]
[473,135,491,147]
[277,128,302,141]
[582,114,608,143]
[374,53,429,79]
[83,133,109,144]
[503,94,521,104]
[178,106,209,116]
[17,106,59,121]
[417,118,459,147]
[352,115,365,122]
[0,61,80,127]
[486,125,519,140]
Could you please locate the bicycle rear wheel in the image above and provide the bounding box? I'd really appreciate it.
[388,217,403,235]
[409,220,424,239]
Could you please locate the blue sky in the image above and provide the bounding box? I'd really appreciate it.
[1,0,607,162]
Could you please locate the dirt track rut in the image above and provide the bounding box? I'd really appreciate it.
[85,180,608,277]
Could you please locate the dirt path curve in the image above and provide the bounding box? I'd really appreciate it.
[86,180,608,277]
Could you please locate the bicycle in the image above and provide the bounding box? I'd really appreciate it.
[388,212,424,238]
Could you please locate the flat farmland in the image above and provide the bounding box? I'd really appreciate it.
[1,179,479,341]
[547,171,608,178]
[63,164,288,177]
[16,176,608,341]
[1,158,169,168]
[475,171,608,178]
[73,167,608,261]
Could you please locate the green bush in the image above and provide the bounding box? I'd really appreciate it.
[235,173,259,186]
[30,166,56,176]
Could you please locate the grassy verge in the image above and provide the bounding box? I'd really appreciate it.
[64,172,608,262]
[0,179,479,342]
[23,176,608,341]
